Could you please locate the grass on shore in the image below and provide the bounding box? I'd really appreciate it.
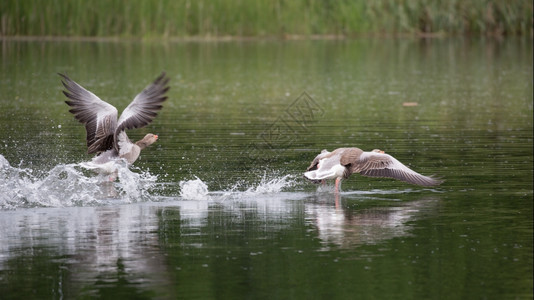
[1,0,532,38]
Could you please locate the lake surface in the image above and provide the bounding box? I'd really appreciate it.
[1,38,532,299]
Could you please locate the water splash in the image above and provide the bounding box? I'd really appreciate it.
[177,172,298,201]
[0,154,158,209]
[217,173,297,200]
[243,173,296,194]
[179,177,209,200]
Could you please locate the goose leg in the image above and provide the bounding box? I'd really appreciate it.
[334,177,341,193]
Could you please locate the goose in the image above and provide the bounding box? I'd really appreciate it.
[304,148,442,192]
[59,72,169,176]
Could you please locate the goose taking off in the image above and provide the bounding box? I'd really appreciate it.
[304,148,442,192]
[60,72,169,173]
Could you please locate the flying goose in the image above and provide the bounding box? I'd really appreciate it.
[59,72,169,172]
[304,148,442,192]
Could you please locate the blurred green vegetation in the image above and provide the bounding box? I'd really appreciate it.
[0,0,532,38]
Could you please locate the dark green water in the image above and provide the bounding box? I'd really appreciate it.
[1,38,532,299]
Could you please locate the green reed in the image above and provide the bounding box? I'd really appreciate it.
[0,0,531,37]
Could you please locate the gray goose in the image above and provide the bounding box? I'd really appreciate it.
[60,72,169,171]
[304,148,442,192]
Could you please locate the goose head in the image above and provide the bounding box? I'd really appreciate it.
[136,134,159,150]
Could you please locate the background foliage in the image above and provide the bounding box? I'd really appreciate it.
[1,0,532,38]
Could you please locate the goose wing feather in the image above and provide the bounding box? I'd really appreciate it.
[114,72,169,150]
[354,151,442,186]
[60,73,118,154]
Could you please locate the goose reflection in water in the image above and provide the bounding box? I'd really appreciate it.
[0,205,174,294]
[305,195,439,250]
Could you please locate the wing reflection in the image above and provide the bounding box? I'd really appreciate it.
[0,205,173,296]
[305,194,439,250]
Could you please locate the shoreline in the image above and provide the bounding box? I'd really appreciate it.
[1,32,517,43]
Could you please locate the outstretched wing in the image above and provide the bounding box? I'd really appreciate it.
[306,149,330,171]
[354,151,443,187]
[303,151,348,182]
[60,73,118,154]
[114,72,170,150]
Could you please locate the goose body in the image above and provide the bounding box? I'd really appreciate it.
[60,72,169,174]
[304,148,442,192]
